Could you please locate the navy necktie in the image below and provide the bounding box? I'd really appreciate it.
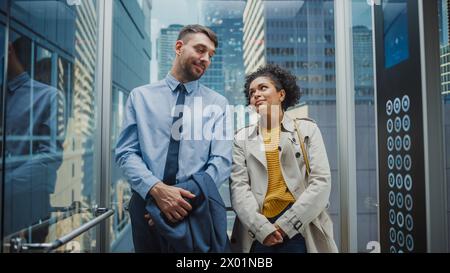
[162,83,186,185]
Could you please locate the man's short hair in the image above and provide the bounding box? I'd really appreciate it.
[177,24,218,48]
[12,36,32,72]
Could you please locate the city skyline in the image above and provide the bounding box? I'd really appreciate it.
[150,0,374,84]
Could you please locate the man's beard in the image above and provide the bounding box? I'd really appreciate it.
[182,61,204,82]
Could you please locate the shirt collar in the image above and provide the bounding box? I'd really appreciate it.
[7,72,30,93]
[165,73,198,94]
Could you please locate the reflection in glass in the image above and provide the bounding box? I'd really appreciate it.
[352,0,378,252]
[110,86,132,250]
[3,33,65,243]
[1,0,101,252]
[0,22,4,243]
[438,0,450,252]
[1,24,4,88]
[34,45,53,85]
[57,57,73,122]
[109,0,152,251]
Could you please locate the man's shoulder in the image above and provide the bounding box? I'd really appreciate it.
[31,80,62,99]
[131,80,166,96]
[198,83,229,105]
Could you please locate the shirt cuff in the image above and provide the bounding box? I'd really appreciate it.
[135,175,161,200]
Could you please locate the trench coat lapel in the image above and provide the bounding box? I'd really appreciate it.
[246,125,267,169]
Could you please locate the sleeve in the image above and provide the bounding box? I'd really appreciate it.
[204,98,233,189]
[275,123,331,239]
[230,135,276,244]
[114,90,161,200]
[11,87,65,193]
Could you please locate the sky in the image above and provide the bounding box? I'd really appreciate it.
[352,0,374,29]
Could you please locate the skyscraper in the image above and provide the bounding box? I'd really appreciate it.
[243,0,265,75]
[110,0,152,249]
[200,1,246,105]
[353,25,374,102]
[439,0,449,46]
[242,0,340,244]
[439,0,450,101]
[113,0,152,92]
[54,0,99,211]
[200,23,225,96]
[157,24,183,80]
[243,0,336,104]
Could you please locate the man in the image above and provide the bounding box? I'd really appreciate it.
[115,25,232,252]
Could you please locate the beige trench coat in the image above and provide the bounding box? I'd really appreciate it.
[229,114,338,253]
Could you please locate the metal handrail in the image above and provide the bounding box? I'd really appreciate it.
[3,201,84,245]
[9,207,114,253]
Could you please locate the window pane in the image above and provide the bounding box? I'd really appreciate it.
[0,22,5,218]
[352,0,378,252]
[0,23,4,91]
[109,0,152,252]
[0,1,6,13]
[149,0,340,248]
[2,0,101,252]
[438,0,450,252]
[34,45,52,85]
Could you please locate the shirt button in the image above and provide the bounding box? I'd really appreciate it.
[296,152,301,158]
[278,146,282,152]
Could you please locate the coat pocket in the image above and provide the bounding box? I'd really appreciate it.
[318,212,334,239]
[307,212,338,253]
[311,211,334,238]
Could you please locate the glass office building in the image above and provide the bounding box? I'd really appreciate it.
[0,0,448,253]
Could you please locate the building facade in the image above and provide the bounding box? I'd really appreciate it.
[157,24,183,80]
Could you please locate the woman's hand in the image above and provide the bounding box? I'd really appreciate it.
[263,230,284,246]
[274,224,287,238]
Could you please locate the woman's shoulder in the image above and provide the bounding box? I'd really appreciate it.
[295,117,316,124]
[234,123,258,140]
[291,117,325,140]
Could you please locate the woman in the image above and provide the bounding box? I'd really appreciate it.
[230,64,338,253]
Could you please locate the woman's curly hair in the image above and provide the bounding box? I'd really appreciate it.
[244,64,301,111]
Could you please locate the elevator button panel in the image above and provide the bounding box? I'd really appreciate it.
[385,94,414,253]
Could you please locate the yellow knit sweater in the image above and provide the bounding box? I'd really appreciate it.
[261,126,295,218]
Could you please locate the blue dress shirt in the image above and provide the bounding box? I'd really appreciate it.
[115,73,232,200]
[5,72,64,163]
